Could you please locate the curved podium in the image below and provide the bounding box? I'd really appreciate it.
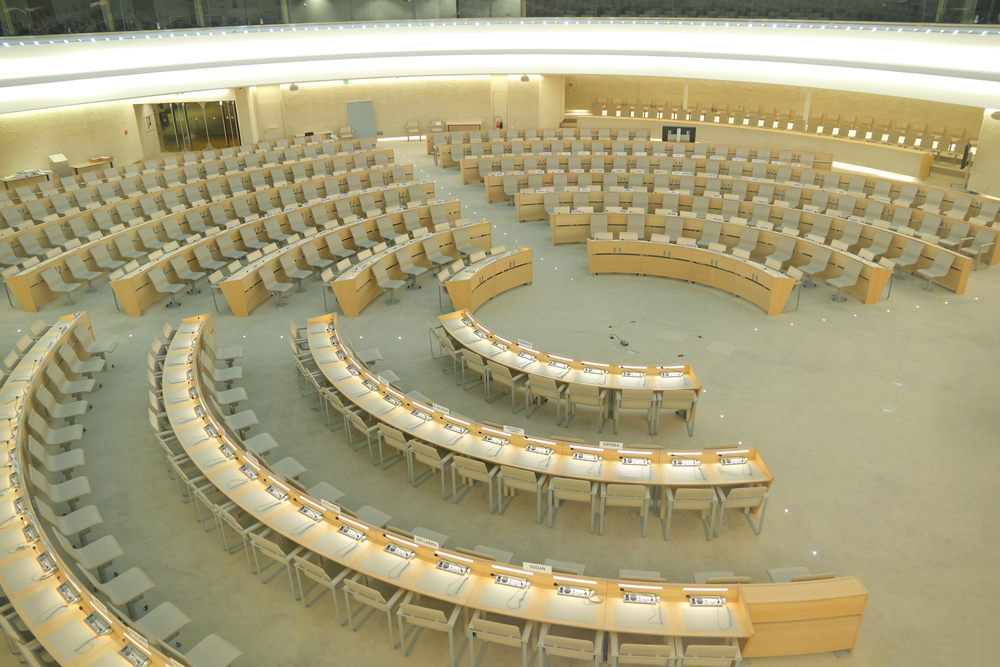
[445,247,533,313]
[588,239,796,316]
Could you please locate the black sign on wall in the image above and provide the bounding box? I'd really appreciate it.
[661,126,697,142]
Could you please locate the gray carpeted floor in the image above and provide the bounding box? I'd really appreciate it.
[2,139,997,667]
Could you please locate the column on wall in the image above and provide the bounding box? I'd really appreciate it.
[968,109,1000,197]
[254,84,287,142]
[234,87,258,146]
[491,75,509,129]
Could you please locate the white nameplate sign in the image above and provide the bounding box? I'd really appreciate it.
[522,562,552,574]
[124,629,150,650]
[432,403,451,415]
[599,441,625,449]
[320,499,341,514]
[414,535,440,549]
[517,339,533,349]
[503,425,525,436]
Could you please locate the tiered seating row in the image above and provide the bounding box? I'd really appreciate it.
[0,312,238,667]
[4,175,433,313]
[0,133,380,205]
[438,137,828,170]
[0,148,397,240]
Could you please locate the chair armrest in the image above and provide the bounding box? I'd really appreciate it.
[521,620,535,642]
[440,453,454,466]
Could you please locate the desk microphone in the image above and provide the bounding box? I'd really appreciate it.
[610,334,629,346]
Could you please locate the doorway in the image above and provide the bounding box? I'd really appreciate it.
[155,100,241,153]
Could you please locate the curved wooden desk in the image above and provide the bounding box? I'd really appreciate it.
[1,147,396,242]
[551,209,960,297]
[444,247,533,313]
[1,311,177,666]
[479,155,827,204]
[587,239,796,316]
[439,308,701,395]
[317,314,723,489]
[462,144,830,186]
[511,169,999,267]
[107,184,440,317]
[575,116,932,178]
[154,312,864,660]
[443,136,830,172]
[3,135,384,209]
[333,219,492,317]
[5,163,417,313]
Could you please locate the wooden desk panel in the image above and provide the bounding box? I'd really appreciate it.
[478,157,825,203]
[109,197,451,318]
[589,240,795,316]
[510,176,997,270]
[551,205,962,296]
[445,247,532,313]
[741,577,867,657]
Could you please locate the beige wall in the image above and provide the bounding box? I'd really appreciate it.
[564,75,984,139]
[278,75,568,139]
[0,101,144,175]
[0,73,988,173]
[280,77,495,139]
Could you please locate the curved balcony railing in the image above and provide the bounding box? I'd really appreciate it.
[2,0,996,38]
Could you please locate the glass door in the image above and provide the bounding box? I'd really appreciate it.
[154,100,240,153]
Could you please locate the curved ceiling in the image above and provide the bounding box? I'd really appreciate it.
[1,20,999,114]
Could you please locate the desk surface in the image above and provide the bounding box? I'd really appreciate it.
[3,311,178,667]
[440,309,702,394]
[317,313,758,488]
[167,313,757,641]
[157,312,864,658]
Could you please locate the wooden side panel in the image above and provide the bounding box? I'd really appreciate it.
[742,616,861,657]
